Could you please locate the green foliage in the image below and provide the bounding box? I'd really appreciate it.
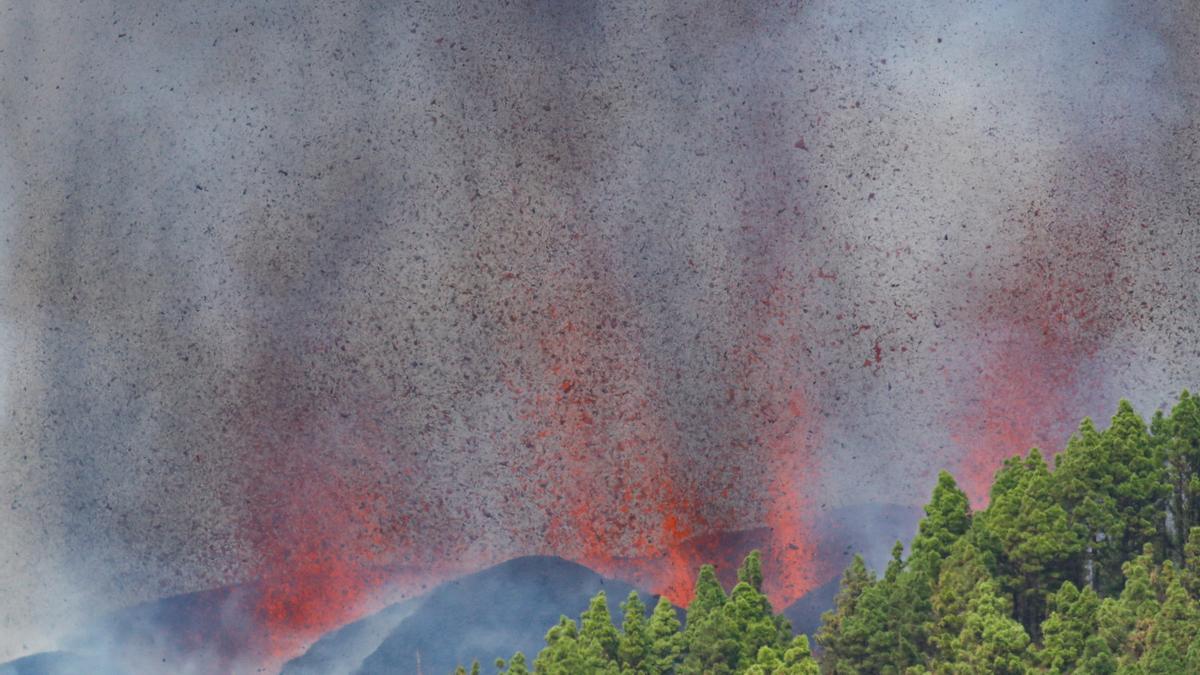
[930,538,992,657]
[1183,527,1200,597]
[935,579,1030,674]
[1160,392,1200,559]
[579,592,621,672]
[1036,581,1100,671]
[977,448,1084,633]
[534,616,585,674]
[815,554,875,672]
[645,596,684,674]
[811,394,1200,675]
[1053,401,1169,596]
[472,394,1200,675]
[745,636,820,675]
[618,591,650,672]
[1142,574,1199,666]
[678,565,738,675]
[911,471,972,571]
[498,652,530,675]
[520,552,818,675]
[739,550,766,592]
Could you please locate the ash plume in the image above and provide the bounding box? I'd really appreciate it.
[1,0,1198,666]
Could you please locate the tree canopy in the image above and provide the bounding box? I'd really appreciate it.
[461,393,1200,674]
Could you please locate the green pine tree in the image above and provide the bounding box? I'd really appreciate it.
[746,635,821,674]
[618,590,650,673]
[1037,580,1100,673]
[739,549,766,592]
[484,392,1200,675]
[977,448,1083,633]
[1183,526,1200,598]
[816,554,875,673]
[725,556,790,668]
[534,616,585,674]
[1186,632,1200,672]
[936,579,1031,674]
[1139,573,1199,670]
[678,566,738,675]
[1161,392,1200,559]
[578,591,621,673]
[1054,401,1168,596]
[1090,544,1161,667]
[496,653,530,672]
[930,537,994,661]
[645,596,683,674]
[911,471,973,571]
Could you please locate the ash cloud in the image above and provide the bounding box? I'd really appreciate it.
[1,0,1198,663]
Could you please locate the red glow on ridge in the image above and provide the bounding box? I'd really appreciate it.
[229,363,465,667]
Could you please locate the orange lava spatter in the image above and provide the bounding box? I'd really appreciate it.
[951,164,1137,507]
[951,327,1092,509]
[763,390,821,606]
[229,361,468,667]
[508,280,712,607]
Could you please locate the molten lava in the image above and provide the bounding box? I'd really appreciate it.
[951,165,1136,506]
[229,362,468,666]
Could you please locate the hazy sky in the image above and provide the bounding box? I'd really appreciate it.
[2,0,1198,661]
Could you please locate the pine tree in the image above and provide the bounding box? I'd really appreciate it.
[618,591,649,672]
[578,592,621,673]
[844,542,927,672]
[1037,580,1100,672]
[1162,392,1200,559]
[816,554,875,673]
[1187,633,1200,672]
[725,556,790,669]
[645,596,683,674]
[911,471,973,571]
[1055,402,1168,596]
[937,579,1031,674]
[688,564,727,617]
[534,616,585,674]
[746,635,821,674]
[739,549,766,591]
[810,545,921,672]
[1078,634,1117,674]
[1140,573,1199,670]
[1106,401,1169,577]
[781,635,821,674]
[1090,544,1161,668]
[977,448,1083,633]
[497,652,529,675]
[679,566,738,675]
[486,392,1200,675]
[930,537,993,661]
[1183,526,1200,598]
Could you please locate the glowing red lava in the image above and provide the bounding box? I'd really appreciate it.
[951,324,1095,509]
[763,390,821,605]
[508,288,711,606]
[951,166,1137,506]
[229,361,466,666]
[245,445,391,659]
